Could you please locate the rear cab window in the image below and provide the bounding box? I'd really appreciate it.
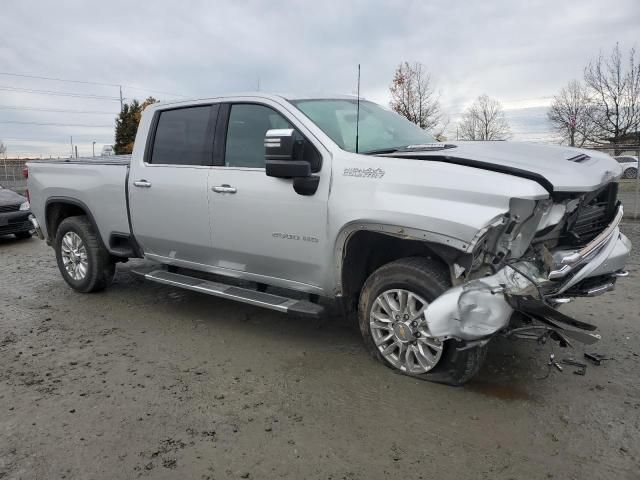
[149,105,218,166]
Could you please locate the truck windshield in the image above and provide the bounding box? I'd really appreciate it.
[291,99,437,154]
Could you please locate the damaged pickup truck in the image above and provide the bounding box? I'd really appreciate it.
[26,94,631,385]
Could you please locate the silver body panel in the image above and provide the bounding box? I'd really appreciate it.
[128,163,214,265]
[206,166,330,291]
[27,158,131,249]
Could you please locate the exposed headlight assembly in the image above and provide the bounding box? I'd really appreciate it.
[537,203,566,231]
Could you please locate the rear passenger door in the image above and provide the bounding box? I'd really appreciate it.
[129,104,219,265]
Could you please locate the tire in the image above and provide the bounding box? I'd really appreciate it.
[358,256,487,386]
[624,167,637,179]
[54,215,115,293]
[15,231,32,239]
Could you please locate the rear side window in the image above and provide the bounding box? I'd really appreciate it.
[224,104,292,168]
[150,106,214,165]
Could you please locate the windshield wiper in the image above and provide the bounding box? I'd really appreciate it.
[361,144,456,155]
[360,147,403,155]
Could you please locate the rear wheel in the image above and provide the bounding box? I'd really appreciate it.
[54,216,115,293]
[358,257,487,385]
[624,167,637,179]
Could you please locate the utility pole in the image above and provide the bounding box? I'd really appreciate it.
[119,85,124,111]
[92,141,96,157]
[70,136,73,158]
[75,146,78,158]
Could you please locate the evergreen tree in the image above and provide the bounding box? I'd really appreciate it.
[114,97,158,154]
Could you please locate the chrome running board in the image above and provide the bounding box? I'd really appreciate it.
[135,268,324,318]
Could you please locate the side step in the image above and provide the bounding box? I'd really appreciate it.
[133,268,324,319]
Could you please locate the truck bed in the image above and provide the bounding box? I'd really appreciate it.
[27,155,132,251]
[28,154,132,166]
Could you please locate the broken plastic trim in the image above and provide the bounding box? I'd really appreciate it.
[505,295,601,345]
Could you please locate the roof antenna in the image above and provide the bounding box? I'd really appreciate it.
[355,64,361,153]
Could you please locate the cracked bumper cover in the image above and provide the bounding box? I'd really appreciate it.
[424,213,631,342]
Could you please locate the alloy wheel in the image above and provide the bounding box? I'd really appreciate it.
[61,231,89,281]
[369,289,443,374]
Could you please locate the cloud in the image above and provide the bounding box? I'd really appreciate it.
[0,0,638,156]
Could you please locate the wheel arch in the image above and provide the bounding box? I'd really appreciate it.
[335,222,473,311]
[45,197,106,249]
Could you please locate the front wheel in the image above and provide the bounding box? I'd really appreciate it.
[624,167,638,179]
[54,216,115,293]
[358,257,487,386]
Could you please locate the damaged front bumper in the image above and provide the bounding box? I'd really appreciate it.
[425,205,631,344]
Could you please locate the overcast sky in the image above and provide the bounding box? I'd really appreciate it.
[1,0,638,157]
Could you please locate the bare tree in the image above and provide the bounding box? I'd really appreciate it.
[547,80,597,147]
[0,140,6,159]
[583,44,640,144]
[389,62,446,135]
[458,95,511,141]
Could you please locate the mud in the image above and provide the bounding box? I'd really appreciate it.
[1,224,639,479]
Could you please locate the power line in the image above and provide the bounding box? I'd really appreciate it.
[0,105,117,114]
[0,120,112,128]
[0,71,188,98]
[0,85,121,101]
[0,71,120,87]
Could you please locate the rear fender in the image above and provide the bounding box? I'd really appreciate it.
[45,197,106,250]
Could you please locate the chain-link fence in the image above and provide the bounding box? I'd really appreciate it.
[0,158,29,195]
[586,145,640,220]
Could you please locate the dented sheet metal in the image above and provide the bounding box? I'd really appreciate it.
[425,262,543,340]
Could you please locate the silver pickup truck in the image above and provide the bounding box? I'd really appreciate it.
[27,93,631,385]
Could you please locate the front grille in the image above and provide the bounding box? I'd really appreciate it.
[0,220,31,235]
[571,202,611,240]
[0,204,21,213]
[561,183,618,246]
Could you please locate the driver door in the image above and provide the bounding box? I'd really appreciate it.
[207,102,329,292]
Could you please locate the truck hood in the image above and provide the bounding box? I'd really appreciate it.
[382,141,622,193]
[0,187,27,206]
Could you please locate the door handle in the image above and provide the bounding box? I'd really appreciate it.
[133,180,152,188]
[212,184,237,194]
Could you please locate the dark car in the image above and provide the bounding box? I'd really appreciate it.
[0,185,33,239]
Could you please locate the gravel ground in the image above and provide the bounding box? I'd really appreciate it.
[1,224,639,480]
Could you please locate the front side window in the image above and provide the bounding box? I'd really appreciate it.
[150,106,213,165]
[225,104,292,168]
[291,99,437,154]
